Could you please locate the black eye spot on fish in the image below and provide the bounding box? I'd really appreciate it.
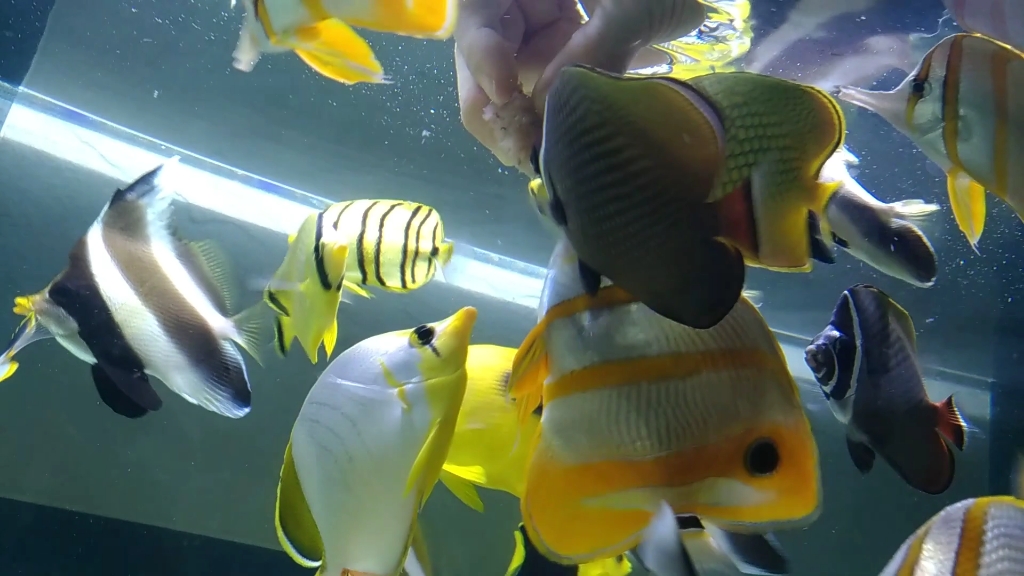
[745,438,780,477]
[911,79,931,98]
[412,324,435,346]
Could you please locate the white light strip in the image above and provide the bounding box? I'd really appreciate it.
[0,87,991,422]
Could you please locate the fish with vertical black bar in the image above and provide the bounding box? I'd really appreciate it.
[264,199,454,364]
[0,157,264,419]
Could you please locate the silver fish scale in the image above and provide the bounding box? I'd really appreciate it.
[541,365,799,464]
[545,296,779,379]
[912,499,969,576]
[539,297,797,464]
[978,503,1024,575]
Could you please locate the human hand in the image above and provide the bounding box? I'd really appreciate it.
[454,0,707,175]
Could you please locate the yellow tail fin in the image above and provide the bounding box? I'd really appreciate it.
[947,168,986,253]
[287,20,386,84]
[346,0,458,39]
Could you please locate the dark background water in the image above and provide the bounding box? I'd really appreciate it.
[0,0,1022,573]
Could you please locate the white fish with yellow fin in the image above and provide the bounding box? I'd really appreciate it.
[233,0,457,84]
[839,33,1024,251]
[506,237,819,570]
[0,157,263,419]
[264,199,454,364]
[275,307,476,576]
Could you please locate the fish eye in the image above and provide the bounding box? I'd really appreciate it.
[911,79,931,98]
[529,147,541,176]
[411,324,435,347]
[744,438,780,477]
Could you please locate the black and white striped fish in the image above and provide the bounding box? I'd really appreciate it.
[264,198,453,364]
[0,157,263,419]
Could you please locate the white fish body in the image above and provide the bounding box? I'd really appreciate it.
[943,0,1024,51]
[278,308,475,576]
[839,33,1024,249]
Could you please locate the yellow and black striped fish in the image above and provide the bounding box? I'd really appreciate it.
[324,199,454,294]
[264,199,454,364]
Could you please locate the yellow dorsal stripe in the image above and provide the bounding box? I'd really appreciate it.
[941,36,965,169]
[544,348,787,403]
[990,47,1012,199]
[897,525,930,576]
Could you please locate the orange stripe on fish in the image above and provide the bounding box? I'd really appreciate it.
[941,35,965,170]
[254,0,279,41]
[522,418,819,563]
[951,498,990,575]
[544,348,787,403]
[991,45,1012,200]
[896,525,928,576]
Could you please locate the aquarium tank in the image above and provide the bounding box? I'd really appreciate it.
[0,0,1021,574]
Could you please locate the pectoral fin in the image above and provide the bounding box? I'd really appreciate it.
[509,323,549,423]
[287,20,386,85]
[947,169,986,252]
[439,468,485,512]
[845,435,876,474]
[93,363,163,414]
[405,420,446,506]
[91,364,151,419]
[275,440,324,569]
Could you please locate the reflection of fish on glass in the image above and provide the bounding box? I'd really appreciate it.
[603,0,755,80]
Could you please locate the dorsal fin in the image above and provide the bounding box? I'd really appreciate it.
[101,156,180,240]
[884,297,917,351]
[174,239,238,316]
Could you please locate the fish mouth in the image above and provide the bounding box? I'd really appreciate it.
[434,306,478,362]
[12,295,36,317]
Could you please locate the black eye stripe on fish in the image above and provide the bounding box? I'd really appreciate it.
[411,207,433,287]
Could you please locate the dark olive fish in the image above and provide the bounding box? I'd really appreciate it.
[534,65,844,329]
[804,284,966,494]
[1,157,263,419]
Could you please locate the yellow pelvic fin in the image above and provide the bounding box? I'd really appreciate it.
[287,20,386,85]
[0,360,19,382]
[275,440,324,569]
[341,281,373,299]
[947,168,986,252]
[505,525,528,576]
[405,420,442,502]
[439,468,485,512]
[408,519,434,576]
[345,0,458,40]
[322,317,338,359]
[230,303,269,367]
[12,296,33,317]
[508,322,548,424]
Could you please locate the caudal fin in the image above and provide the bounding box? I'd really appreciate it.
[936,395,967,451]
[287,21,386,84]
[345,0,458,40]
